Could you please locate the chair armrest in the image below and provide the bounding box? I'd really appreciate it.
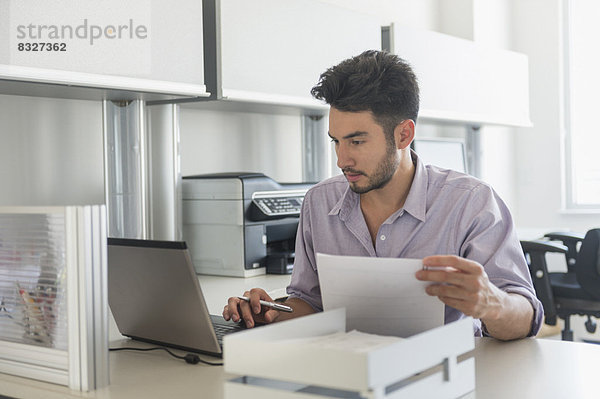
[520,240,568,254]
[544,231,586,242]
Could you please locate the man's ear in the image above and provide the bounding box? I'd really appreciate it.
[394,120,415,150]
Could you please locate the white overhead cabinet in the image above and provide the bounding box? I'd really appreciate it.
[0,0,208,100]
[390,24,531,127]
[213,0,381,109]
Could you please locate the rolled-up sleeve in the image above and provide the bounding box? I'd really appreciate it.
[458,184,543,337]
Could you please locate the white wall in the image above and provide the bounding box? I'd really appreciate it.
[427,0,518,211]
[431,0,600,234]
[179,107,303,183]
[422,0,600,234]
[471,0,517,212]
[438,0,474,40]
[512,0,564,230]
[511,0,600,233]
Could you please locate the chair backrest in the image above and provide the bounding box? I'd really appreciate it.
[575,229,600,301]
[544,231,585,273]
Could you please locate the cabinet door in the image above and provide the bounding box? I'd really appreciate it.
[0,0,206,97]
[391,25,531,127]
[218,0,381,107]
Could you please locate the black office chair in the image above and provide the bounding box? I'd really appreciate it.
[520,229,600,341]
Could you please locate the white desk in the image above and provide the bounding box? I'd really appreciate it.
[471,338,600,398]
[2,337,600,399]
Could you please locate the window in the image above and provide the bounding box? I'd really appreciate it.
[564,0,600,209]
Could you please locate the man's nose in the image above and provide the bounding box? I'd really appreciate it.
[336,145,354,170]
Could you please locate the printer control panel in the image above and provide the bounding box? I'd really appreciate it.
[251,190,307,218]
[254,197,303,216]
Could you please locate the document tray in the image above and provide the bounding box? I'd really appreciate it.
[223,308,475,399]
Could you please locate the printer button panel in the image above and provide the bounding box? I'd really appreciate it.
[253,197,303,216]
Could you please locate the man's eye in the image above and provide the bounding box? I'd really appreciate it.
[351,140,363,145]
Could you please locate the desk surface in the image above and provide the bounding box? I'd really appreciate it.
[2,336,600,399]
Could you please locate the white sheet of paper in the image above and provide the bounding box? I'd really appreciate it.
[316,253,444,338]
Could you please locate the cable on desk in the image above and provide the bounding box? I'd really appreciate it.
[109,346,223,366]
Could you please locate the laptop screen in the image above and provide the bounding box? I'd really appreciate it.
[107,238,223,356]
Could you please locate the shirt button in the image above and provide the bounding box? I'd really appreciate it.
[380,235,386,241]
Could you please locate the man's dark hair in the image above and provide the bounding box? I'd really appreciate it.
[311,50,419,143]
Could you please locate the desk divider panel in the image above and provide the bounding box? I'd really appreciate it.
[0,205,108,391]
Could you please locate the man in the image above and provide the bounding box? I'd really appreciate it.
[223,50,542,340]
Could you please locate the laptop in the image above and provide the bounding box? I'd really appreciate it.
[107,237,245,358]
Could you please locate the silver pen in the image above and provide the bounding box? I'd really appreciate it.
[237,296,293,313]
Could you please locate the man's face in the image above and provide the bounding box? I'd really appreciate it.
[328,108,399,194]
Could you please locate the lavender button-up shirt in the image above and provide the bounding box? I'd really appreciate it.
[287,152,543,337]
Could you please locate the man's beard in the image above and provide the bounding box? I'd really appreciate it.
[345,143,399,194]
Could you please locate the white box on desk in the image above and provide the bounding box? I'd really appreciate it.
[223,308,475,399]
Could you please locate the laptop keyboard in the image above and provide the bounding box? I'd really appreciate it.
[210,315,245,346]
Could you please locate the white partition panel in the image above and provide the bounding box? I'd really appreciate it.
[0,206,108,391]
[218,0,381,107]
[391,24,531,127]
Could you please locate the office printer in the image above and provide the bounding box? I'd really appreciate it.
[182,173,313,277]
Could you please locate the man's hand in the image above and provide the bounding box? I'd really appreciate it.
[415,255,534,340]
[223,289,315,328]
[415,255,504,320]
[223,288,280,328]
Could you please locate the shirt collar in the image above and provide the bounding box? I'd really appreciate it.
[399,150,427,223]
[328,149,428,223]
[328,184,357,221]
